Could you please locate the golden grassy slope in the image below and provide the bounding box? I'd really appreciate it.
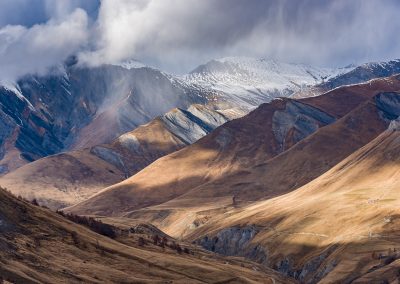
[188,129,400,283]
[0,187,294,283]
[66,76,400,237]
[122,99,388,238]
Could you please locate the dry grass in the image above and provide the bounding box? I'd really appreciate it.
[188,130,400,282]
[66,76,400,239]
[0,187,294,283]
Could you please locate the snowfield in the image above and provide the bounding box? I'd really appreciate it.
[182,57,354,109]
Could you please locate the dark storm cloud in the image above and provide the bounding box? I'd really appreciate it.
[1,0,400,80]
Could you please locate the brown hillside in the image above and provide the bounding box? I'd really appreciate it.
[0,187,294,283]
[188,128,400,283]
[67,76,400,228]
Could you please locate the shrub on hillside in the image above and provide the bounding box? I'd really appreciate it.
[56,211,116,239]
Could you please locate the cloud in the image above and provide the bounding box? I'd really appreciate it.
[238,0,400,67]
[78,0,400,73]
[79,0,276,71]
[0,8,89,81]
[1,0,400,79]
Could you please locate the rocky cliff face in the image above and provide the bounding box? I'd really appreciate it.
[198,225,267,263]
[375,91,400,120]
[197,226,337,284]
[272,100,336,152]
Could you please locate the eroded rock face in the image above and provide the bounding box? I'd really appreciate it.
[158,105,230,145]
[375,92,400,121]
[275,246,338,283]
[272,100,336,151]
[197,225,338,284]
[198,225,267,264]
[199,225,258,255]
[161,109,213,144]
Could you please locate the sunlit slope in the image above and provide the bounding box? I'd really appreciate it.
[132,98,389,238]
[0,187,294,283]
[189,128,400,283]
[66,97,336,216]
[67,76,400,224]
[0,105,231,210]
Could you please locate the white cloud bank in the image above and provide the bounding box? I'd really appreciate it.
[0,0,400,80]
[0,8,89,81]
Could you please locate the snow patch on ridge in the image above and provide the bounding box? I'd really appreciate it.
[115,59,147,70]
[0,80,35,111]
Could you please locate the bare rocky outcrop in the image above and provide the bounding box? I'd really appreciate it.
[197,225,339,283]
[388,119,400,131]
[375,92,400,121]
[274,246,338,283]
[199,225,258,255]
[272,100,336,151]
[198,225,267,264]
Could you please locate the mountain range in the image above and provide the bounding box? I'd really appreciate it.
[0,56,357,175]
[2,56,400,283]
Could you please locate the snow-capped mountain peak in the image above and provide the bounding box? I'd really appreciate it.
[114,59,147,70]
[183,56,355,110]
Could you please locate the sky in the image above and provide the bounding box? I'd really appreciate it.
[0,0,400,81]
